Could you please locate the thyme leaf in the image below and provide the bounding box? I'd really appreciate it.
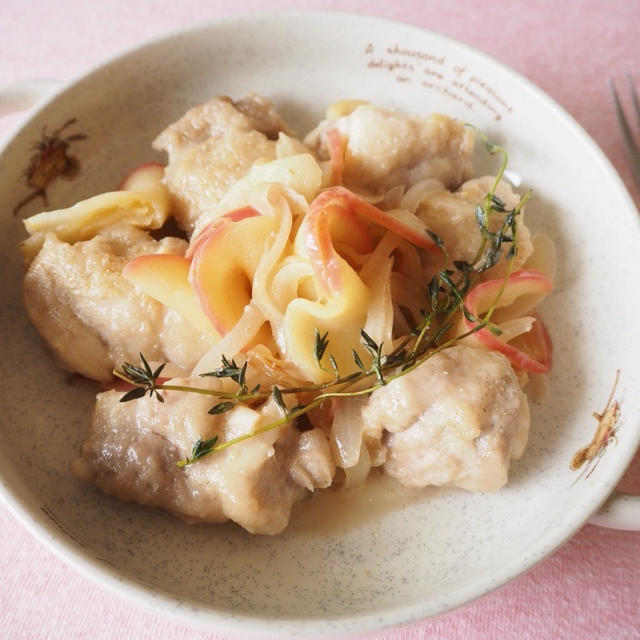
[352,349,365,372]
[201,355,245,385]
[428,276,440,309]
[177,435,218,467]
[209,401,236,415]
[328,354,340,377]
[426,229,445,251]
[360,329,379,354]
[272,386,287,414]
[120,386,147,402]
[314,328,330,365]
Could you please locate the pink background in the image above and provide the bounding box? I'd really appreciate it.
[1,1,639,638]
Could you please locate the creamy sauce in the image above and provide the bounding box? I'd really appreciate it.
[286,471,428,537]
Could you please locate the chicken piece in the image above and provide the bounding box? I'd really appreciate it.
[153,95,293,232]
[305,104,474,194]
[23,225,209,382]
[362,344,529,492]
[159,308,213,373]
[72,378,335,534]
[233,93,294,140]
[415,176,533,274]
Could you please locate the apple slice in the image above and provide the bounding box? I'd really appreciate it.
[308,186,440,251]
[325,128,346,186]
[23,189,171,244]
[507,312,552,371]
[123,253,218,337]
[217,153,323,206]
[118,162,165,191]
[283,259,370,382]
[297,191,372,295]
[24,162,170,244]
[329,186,441,252]
[463,269,553,373]
[189,215,278,334]
[297,186,441,295]
[186,206,261,259]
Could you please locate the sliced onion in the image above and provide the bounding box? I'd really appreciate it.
[399,178,445,212]
[390,239,422,279]
[390,272,425,326]
[381,184,405,209]
[330,396,368,468]
[362,256,394,352]
[275,133,310,158]
[359,230,399,284]
[251,185,294,325]
[342,443,372,490]
[192,301,265,375]
[494,316,535,343]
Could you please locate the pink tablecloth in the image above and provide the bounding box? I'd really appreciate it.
[1,1,639,638]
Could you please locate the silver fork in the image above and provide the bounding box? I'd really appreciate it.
[609,74,640,192]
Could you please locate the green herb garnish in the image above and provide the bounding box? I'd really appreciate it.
[114,133,527,467]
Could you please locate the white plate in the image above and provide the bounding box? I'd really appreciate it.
[0,11,639,637]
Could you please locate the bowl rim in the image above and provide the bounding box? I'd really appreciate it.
[1,8,639,637]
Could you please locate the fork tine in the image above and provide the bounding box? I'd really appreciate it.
[626,73,640,131]
[609,77,640,192]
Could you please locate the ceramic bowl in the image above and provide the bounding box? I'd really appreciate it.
[1,11,639,637]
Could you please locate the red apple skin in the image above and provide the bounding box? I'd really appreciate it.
[463,269,553,373]
[301,186,441,296]
[302,189,376,295]
[306,188,373,252]
[513,312,552,371]
[464,269,553,316]
[466,313,552,374]
[223,206,262,222]
[302,206,343,295]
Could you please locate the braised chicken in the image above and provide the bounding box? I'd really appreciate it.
[154,95,293,231]
[23,225,210,382]
[363,344,529,492]
[73,378,334,534]
[306,104,474,193]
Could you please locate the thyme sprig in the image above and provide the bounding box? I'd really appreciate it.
[116,353,166,403]
[470,130,531,273]
[114,134,529,467]
[199,355,262,414]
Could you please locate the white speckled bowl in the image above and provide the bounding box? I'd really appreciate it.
[1,11,639,637]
